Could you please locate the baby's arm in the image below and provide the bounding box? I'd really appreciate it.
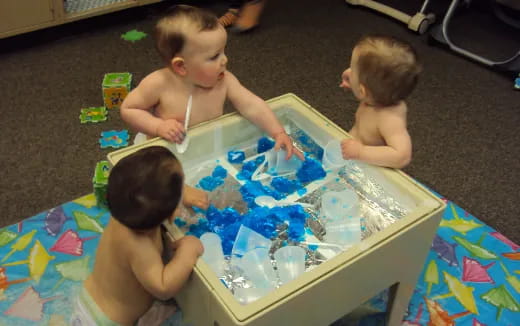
[183,185,209,210]
[225,73,303,160]
[120,74,185,143]
[342,113,412,168]
[129,235,203,301]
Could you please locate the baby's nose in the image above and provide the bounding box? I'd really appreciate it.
[340,68,351,88]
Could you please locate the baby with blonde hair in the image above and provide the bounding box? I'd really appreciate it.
[340,35,422,168]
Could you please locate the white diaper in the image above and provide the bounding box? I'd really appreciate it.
[70,286,121,326]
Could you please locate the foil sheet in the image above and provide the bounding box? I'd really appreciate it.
[173,125,417,303]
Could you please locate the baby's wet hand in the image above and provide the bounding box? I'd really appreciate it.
[274,132,304,160]
[341,139,362,160]
[156,119,185,144]
[174,235,204,257]
[183,185,209,210]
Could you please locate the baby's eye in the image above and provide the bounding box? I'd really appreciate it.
[210,53,220,61]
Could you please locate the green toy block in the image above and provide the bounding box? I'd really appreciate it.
[102,72,132,109]
[93,160,110,209]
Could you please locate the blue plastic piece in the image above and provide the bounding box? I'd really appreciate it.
[198,165,228,191]
[288,219,305,242]
[296,157,326,183]
[227,150,246,164]
[240,180,283,208]
[297,188,308,196]
[187,218,210,238]
[257,137,275,153]
[271,177,303,195]
[237,155,265,180]
[212,165,228,179]
[174,218,187,227]
[217,222,243,255]
[198,176,224,191]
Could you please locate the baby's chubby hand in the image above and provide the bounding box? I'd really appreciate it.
[341,139,362,160]
[183,185,209,210]
[174,235,204,258]
[273,131,305,161]
[156,119,185,144]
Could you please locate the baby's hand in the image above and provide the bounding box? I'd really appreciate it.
[183,185,209,210]
[274,132,305,160]
[174,235,204,258]
[156,119,185,144]
[341,139,362,160]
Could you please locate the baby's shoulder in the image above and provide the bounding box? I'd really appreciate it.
[379,101,407,118]
[139,68,172,90]
[222,70,240,87]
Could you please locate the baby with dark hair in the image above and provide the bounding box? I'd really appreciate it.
[71,146,203,325]
[340,35,422,169]
[121,5,302,208]
[121,5,301,160]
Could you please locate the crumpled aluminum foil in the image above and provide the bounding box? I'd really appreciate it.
[173,129,417,301]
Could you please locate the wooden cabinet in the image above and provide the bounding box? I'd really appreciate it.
[0,0,55,35]
[0,0,161,39]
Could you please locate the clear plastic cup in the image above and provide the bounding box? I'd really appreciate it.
[322,139,346,170]
[273,246,306,284]
[231,225,272,259]
[321,189,359,223]
[200,232,225,277]
[324,217,362,248]
[240,248,278,289]
[266,149,302,174]
[233,287,272,305]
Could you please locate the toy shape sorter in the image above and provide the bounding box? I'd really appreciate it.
[107,93,445,326]
[102,72,132,109]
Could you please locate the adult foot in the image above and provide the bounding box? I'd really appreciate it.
[231,0,265,33]
[218,9,239,28]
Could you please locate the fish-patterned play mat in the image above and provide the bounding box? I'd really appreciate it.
[0,190,518,325]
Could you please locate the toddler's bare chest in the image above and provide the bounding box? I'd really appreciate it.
[157,90,226,126]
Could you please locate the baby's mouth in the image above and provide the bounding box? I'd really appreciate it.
[218,72,225,80]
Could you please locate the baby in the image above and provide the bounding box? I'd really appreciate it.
[72,146,203,325]
[340,35,422,169]
[120,4,302,160]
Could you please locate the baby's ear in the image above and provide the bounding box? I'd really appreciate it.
[171,57,187,76]
[359,83,370,101]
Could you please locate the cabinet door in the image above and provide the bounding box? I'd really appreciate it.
[0,0,54,33]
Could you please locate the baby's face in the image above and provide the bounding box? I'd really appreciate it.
[340,47,364,101]
[182,26,228,88]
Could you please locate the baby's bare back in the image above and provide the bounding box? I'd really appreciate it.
[84,219,163,325]
[351,101,408,146]
[153,69,228,127]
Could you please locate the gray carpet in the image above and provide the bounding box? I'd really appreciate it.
[1,0,519,249]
